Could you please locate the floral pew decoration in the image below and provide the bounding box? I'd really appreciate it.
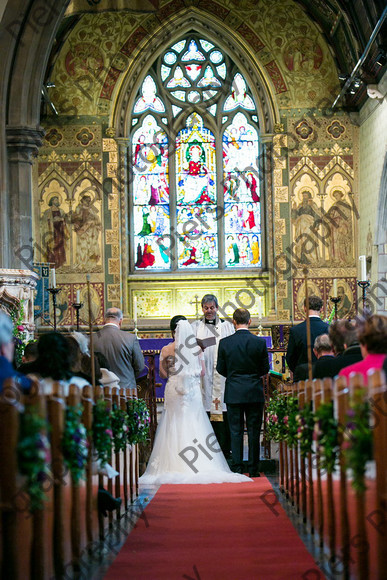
[17,407,51,512]
[62,403,89,484]
[342,388,373,493]
[93,399,113,468]
[111,404,129,453]
[126,398,151,445]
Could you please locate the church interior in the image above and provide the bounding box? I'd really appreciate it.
[0,0,386,578]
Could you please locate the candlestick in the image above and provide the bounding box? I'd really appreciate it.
[50,268,56,288]
[357,280,371,315]
[46,287,61,330]
[329,296,341,320]
[359,255,367,282]
[72,301,83,331]
[332,278,338,298]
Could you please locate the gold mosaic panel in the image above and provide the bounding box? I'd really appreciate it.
[107,284,121,302]
[108,258,120,275]
[223,288,264,318]
[133,290,173,318]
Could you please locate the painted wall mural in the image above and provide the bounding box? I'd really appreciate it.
[36,124,105,325]
[46,0,339,117]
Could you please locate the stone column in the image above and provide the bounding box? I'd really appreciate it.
[116,137,130,318]
[260,136,277,318]
[6,126,45,269]
[0,268,39,338]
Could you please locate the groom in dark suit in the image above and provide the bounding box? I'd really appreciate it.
[216,308,270,477]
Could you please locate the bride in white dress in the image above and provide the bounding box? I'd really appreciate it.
[139,316,251,485]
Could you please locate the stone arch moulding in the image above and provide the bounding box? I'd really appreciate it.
[375,153,387,248]
[375,153,387,314]
[109,8,281,139]
[3,0,69,127]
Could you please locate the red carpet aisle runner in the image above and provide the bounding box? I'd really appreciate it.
[104,477,325,580]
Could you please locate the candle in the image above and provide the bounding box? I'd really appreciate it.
[332,279,338,298]
[51,268,56,288]
[279,325,284,345]
[258,297,262,319]
[133,296,137,326]
[76,290,80,303]
[359,255,367,281]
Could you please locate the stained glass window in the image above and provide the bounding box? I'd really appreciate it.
[130,35,262,272]
[132,116,170,270]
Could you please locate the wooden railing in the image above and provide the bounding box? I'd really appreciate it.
[0,378,156,579]
[275,370,386,580]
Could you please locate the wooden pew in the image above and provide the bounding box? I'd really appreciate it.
[313,379,324,546]
[305,379,314,534]
[322,377,336,561]
[348,373,369,580]
[0,378,20,579]
[334,375,350,579]
[368,369,387,580]
[47,382,66,579]
[82,384,94,546]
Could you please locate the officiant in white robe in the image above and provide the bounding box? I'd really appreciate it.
[191,294,234,458]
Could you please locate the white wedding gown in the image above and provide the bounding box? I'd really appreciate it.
[139,321,251,486]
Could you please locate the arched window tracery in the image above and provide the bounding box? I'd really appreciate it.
[130,34,262,272]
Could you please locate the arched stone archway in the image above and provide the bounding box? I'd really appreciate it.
[0,0,70,268]
[110,8,280,138]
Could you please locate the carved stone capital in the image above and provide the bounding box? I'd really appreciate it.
[6,126,45,163]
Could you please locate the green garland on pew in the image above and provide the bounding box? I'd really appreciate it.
[296,402,315,456]
[265,391,294,443]
[343,393,373,493]
[111,404,129,453]
[126,399,150,445]
[92,399,113,466]
[62,404,89,484]
[17,407,51,511]
[284,396,299,446]
[314,401,338,474]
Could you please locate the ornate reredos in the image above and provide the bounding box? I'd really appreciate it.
[110,8,280,137]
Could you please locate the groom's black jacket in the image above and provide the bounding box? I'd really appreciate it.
[216,329,270,404]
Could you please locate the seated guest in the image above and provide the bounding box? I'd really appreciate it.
[71,331,89,355]
[27,332,89,395]
[21,341,38,364]
[312,334,337,379]
[339,315,387,381]
[67,335,94,384]
[328,319,363,375]
[293,334,335,381]
[0,311,32,393]
[95,351,120,389]
[80,352,105,387]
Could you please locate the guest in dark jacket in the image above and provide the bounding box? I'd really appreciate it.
[294,334,335,381]
[328,319,363,375]
[286,296,329,374]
